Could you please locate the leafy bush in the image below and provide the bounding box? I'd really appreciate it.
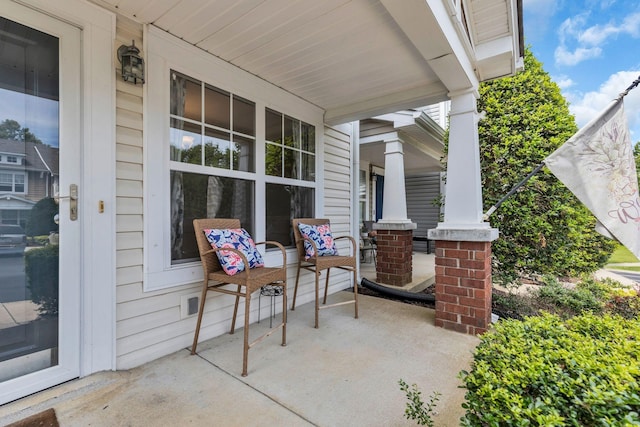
[25,197,58,237]
[460,313,640,426]
[25,244,59,316]
[475,48,615,284]
[398,379,441,427]
[535,276,604,316]
[494,276,640,320]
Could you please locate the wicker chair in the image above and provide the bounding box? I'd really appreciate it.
[291,218,358,328]
[191,218,287,377]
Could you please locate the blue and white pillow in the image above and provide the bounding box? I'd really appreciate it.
[203,228,264,276]
[298,223,339,260]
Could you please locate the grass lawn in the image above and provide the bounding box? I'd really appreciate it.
[606,245,640,264]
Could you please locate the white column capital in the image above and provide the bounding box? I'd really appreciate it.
[383,139,404,155]
[380,135,410,223]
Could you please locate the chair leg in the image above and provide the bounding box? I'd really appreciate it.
[353,267,359,319]
[242,290,250,377]
[231,285,241,334]
[323,268,330,305]
[191,281,209,355]
[314,268,320,329]
[291,263,302,310]
[281,283,287,346]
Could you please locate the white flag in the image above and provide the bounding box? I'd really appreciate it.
[545,99,640,259]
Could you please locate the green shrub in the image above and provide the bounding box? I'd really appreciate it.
[398,379,441,427]
[460,313,640,426]
[25,197,58,237]
[25,244,59,316]
[535,276,604,317]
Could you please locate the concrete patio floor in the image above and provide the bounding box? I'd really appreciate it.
[0,288,479,427]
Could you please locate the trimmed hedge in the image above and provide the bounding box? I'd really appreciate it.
[460,313,640,426]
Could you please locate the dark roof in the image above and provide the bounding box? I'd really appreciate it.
[0,139,59,175]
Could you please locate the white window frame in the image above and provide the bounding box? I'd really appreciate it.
[0,171,26,193]
[144,26,324,292]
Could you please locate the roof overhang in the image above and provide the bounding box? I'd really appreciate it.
[91,0,523,124]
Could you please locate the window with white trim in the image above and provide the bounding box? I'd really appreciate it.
[168,71,317,265]
[0,172,25,193]
[145,28,324,291]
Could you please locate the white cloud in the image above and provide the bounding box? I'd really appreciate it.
[555,12,640,67]
[564,70,640,141]
[554,45,601,66]
[553,75,574,90]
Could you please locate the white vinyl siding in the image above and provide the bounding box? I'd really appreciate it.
[114,21,354,370]
[406,172,442,253]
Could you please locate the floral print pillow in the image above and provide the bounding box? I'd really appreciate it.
[203,228,264,276]
[298,223,338,260]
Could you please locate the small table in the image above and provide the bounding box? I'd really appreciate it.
[258,284,283,328]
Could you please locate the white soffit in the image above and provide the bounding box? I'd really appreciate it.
[93,0,521,123]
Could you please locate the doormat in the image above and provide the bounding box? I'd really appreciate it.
[6,408,59,427]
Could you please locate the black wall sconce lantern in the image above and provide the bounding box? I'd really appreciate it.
[117,40,145,84]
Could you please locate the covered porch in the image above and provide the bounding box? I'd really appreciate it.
[0,291,477,426]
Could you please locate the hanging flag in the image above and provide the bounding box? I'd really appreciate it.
[545,98,640,259]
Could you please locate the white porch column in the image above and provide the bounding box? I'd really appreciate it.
[428,89,498,335]
[442,90,487,227]
[378,137,411,224]
[373,135,416,286]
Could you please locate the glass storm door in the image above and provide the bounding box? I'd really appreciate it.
[0,2,81,404]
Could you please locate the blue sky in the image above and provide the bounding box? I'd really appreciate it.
[523,0,640,142]
[0,88,59,147]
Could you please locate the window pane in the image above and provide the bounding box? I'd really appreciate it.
[265,143,282,177]
[233,96,255,136]
[170,119,202,165]
[283,147,298,179]
[170,71,201,122]
[204,85,230,129]
[301,122,315,153]
[265,109,281,143]
[170,171,255,264]
[0,173,11,192]
[204,128,230,169]
[283,116,299,148]
[301,152,315,181]
[266,183,314,247]
[14,174,24,192]
[232,135,255,172]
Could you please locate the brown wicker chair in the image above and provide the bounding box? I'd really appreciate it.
[191,218,287,377]
[291,218,358,328]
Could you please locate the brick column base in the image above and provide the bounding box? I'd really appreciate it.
[434,240,492,335]
[375,229,413,286]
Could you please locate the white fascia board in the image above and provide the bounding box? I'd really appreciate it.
[360,131,399,146]
[381,0,479,93]
[325,83,448,126]
[475,36,513,63]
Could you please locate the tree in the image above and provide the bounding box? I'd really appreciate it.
[0,119,42,143]
[476,47,616,284]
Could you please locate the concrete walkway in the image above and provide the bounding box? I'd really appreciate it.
[0,292,478,427]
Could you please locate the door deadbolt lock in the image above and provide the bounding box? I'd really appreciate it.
[54,184,78,221]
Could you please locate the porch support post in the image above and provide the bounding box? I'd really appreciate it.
[428,89,498,335]
[374,136,416,286]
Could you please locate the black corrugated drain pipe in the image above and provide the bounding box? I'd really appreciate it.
[360,278,435,304]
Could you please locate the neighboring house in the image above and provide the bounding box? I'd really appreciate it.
[0,139,58,228]
[0,0,523,404]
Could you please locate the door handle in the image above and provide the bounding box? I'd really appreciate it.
[54,184,78,221]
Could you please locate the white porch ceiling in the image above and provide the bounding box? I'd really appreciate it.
[93,0,522,124]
